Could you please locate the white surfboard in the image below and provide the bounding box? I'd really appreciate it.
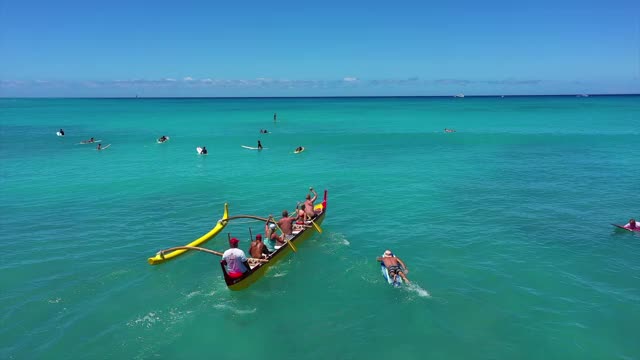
[197,147,208,155]
[56,132,64,136]
[241,145,268,150]
[157,136,170,144]
[96,144,111,151]
[79,140,101,144]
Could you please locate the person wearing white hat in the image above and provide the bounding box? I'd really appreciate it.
[377,250,410,283]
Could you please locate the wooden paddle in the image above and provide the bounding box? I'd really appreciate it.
[157,246,268,263]
[310,219,323,234]
[269,216,297,252]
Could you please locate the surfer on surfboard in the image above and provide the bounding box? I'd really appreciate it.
[59,129,65,136]
[158,135,168,143]
[377,250,410,284]
[624,219,638,230]
[200,146,208,155]
[257,140,263,150]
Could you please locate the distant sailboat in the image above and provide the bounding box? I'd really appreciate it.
[454,93,465,98]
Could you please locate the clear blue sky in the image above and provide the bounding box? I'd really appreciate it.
[1,0,639,96]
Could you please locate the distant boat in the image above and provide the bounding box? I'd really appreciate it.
[454,94,465,98]
[577,94,589,97]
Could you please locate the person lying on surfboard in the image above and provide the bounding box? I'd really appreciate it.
[377,250,410,283]
[158,135,168,142]
[295,146,303,152]
[624,219,637,230]
[82,137,95,143]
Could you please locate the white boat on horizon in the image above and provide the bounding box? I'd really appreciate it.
[454,93,465,98]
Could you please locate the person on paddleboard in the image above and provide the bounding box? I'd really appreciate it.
[200,146,208,155]
[222,238,250,278]
[377,250,410,283]
[249,234,271,259]
[257,140,263,150]
[624,218,637,230]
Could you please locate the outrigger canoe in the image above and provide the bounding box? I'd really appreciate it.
[221,190,328,290]
[147,203,229,265]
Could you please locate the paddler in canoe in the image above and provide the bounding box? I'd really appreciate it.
[222,237,251,279]
[277,210,298,242]
[304,187,319,219]
[249,234,271,259]
[377,250,410,283]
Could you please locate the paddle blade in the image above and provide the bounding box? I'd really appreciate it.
[312,221,323,234]
[288,239,297,252]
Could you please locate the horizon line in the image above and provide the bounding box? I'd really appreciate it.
[1,93,639,100]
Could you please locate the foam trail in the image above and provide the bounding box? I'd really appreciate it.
[406,283,431,298]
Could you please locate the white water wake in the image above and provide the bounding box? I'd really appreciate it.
[406,283,431,298]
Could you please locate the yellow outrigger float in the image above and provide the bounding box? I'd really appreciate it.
[147,203,229,265]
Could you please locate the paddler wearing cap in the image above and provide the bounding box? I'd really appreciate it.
[265,220,280,248]
[376,250,411,284]
[250,234,271,259]
[222,237,251,278]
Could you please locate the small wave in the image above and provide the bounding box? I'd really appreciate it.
[273,272,288,278]
[186,291,201,299]
[48,298,62,304]
[213,304,257,315]
[128,312,161,328]
[406,283,431,298]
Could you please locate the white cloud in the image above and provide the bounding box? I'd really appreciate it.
[183,77,194,81]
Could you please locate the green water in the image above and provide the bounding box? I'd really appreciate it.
[1,96,639,359]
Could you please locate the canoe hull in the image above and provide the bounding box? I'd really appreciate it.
[223,191,327,290]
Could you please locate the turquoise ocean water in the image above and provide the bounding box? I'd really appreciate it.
[1,96,639,359]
